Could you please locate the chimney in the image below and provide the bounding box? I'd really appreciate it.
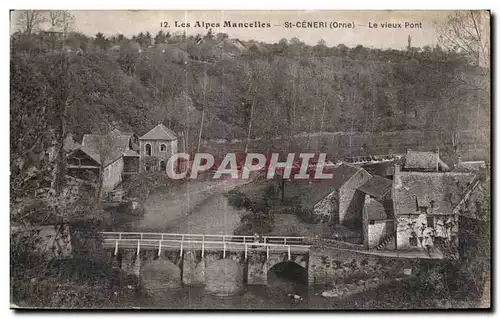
[394,164,402,189]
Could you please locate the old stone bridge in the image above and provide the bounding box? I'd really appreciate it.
[103,232,418,287]
[103,232,311,286]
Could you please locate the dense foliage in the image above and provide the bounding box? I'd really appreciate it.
[11,30,490,156]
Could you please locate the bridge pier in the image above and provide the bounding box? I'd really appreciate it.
[120,249,141,277]
[182,250,206,286]
[247,251,269,285]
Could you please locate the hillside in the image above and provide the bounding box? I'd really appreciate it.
[10,32,490,159]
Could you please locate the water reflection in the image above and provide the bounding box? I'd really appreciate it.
[136,263,311,309]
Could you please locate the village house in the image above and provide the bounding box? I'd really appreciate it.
[300,163,372,228]
[357,175,395,250]
[139,123,178,172]
[66,129,140,194]
[392,163,478,256]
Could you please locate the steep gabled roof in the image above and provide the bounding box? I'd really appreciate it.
[330,163,369,189]
[81,130,132,166]
[67,147,101,166]
[365,198,388,220]
[286,164,371,208]
[358,175,392,200]
[140,124,177,141]
[393,172,476,215]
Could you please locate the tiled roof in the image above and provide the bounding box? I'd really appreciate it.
[394,172,476,215]
[330,163,366,189]
[404,150,439,170]
[364,198,388,220]
[362,161,396,177]
[74,147,101,165]
[140,124,177,141]
[287,164,370,208]
[81,130,132,166]
[358,175,392,200]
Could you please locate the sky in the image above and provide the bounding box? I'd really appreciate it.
[9,10,486,49]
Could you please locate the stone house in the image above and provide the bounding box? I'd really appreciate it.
[139,124,178,172]
[358,175,395,250]
[305,164,371,228]
[392,164,478,256]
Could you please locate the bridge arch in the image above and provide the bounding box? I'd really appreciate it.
[267,260,308,286]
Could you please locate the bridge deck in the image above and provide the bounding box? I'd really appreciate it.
[102,232,306,245]
[102,232,310,258]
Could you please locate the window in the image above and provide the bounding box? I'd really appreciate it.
[427,216,434,228]
[145,144,152,156]
[369,220,375,225]
[160,144,167,152]
[160,160,166,171]
[409,237,418,247]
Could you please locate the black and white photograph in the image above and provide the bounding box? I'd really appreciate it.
[9,9,491,310]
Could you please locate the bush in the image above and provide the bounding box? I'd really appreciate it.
[227,192,245,208]
[292,204,321,224]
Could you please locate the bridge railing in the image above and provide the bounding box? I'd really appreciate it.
[102,232,305,245]
[103,237,310,260]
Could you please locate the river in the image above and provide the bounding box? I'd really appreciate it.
[110,179,320,309]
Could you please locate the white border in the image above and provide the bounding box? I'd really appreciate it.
[3,0,497,318]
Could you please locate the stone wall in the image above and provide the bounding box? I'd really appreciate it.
[140,139,177,172]
[367,220,395,250]
[112,246,420,290]
[313,191,339,223]
[308,247,418,288]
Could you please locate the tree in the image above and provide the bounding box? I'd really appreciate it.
[144,32,152,47]
[154,30,167,44]
[216,33,229,41]
[135,31,152,48]
[435,10,490,149]
[196,69,209,152]
[435,11,490,68]
[48,10,75,35]
[94,32,109,51]
[16,10,46,35]
[205,28,214,40]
